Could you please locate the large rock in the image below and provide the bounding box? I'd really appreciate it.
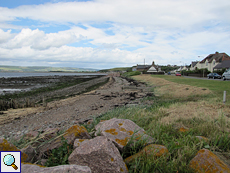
[125,144,168,164]
[21,163,91,173]
[38,125,91,156]
[0,138,28,162]
[95,118,153,151]
[68,136,128,173]
[189,149,230,173]
[21,145,36,163]
[73,139,90,149]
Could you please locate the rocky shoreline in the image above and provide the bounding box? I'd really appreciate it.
[0,73,153,140]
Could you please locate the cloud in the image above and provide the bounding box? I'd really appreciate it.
[1,28,85,50]
[0,0,230,69]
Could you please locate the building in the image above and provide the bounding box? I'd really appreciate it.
[213,60,230,70]
[147,61,161,73]
[136,64,151,72]
[196,52,230,72]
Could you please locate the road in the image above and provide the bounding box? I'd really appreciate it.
[168,74,229,81]
[182,76,229,81]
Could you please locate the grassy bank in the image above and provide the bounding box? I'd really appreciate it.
[91,74,230,172]
[10,74,230,172]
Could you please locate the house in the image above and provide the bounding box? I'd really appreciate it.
[190,61,199,71]
[196,52,230,72]
[176,66,188,72]
[147,61,161,73]
[213,60,230,70]
[136,64,151,72]
[132,66,137,71]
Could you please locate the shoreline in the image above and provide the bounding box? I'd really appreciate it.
[0,73,153,141]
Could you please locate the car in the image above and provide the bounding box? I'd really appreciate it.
[222,68,230,81]
[175,72,181,76]
[207,73,221,79]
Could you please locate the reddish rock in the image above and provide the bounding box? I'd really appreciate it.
[21,163,91,173]
[189,149,230,173]
[95,118,154,151]
[125,144,169,164]
[68,136,128,173]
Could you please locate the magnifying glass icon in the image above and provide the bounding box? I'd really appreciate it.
[3,154,18,170]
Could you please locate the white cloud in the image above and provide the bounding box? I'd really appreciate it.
[0,0,230,68]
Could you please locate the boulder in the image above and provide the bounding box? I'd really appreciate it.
[189,149,230,173]
[68,136,128,173]
[95,118,154,151]
[38,125,91,155]
[21,163,91,173]
[0,138,28,162]
[73,139,90,149]
[125,144,169,164]
[21,145,36,163]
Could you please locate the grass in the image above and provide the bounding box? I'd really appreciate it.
[8,74,230,172]
[92,74,230,172]
[152,75,230,103]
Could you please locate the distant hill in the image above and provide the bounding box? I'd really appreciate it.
[0,66,98,72]
[99,67,132,72]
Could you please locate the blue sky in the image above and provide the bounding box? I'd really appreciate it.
[0,0,230,69]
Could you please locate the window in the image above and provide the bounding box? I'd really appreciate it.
[206,62,208,66]
[213,61,215,65]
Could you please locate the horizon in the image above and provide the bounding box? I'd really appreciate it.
[0,0,229,69]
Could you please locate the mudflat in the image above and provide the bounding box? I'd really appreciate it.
[0,73,153,140]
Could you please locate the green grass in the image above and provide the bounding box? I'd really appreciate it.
[152,75,230,103]
[9,75,230,172]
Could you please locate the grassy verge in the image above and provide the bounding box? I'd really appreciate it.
[89,74,230,172]
[10,74,230,172]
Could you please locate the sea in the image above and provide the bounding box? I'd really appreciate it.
[0,72,106,78]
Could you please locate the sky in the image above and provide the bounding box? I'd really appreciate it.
[0,0,230,69]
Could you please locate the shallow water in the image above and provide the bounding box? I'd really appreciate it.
[0,72,105,78]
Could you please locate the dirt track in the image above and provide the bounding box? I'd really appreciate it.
[0,73,153,140]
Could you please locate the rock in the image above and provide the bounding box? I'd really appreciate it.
[95,118,154,151]
[21,145,35,163]
[68,136,128,173]
[73,139,90,149]
[42,128,59,139]
[124,144,169,164]
[38,125,91,157]
[25,130,39,139]
[21,163,92,173]
[0,137,28,162]
[189,149,230,173]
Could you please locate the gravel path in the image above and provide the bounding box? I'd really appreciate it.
[0,73,153,141]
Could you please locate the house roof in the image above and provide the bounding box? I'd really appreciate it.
[191,61,198,67]
[200,52,230,63]
[213,60,230,69]
[136,65,151,69]
[147,66,157,72]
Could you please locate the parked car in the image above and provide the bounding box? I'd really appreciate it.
[175,72,181,76]
[222,68,230,80]
[207,73,221,79]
